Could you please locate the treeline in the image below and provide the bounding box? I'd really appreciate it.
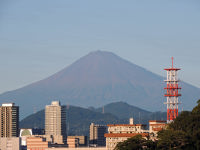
[115,99,200,150]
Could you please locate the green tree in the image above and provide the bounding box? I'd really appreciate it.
[191,99,200,114]
[157,129,191,150]
[158,99,200,149]
[114,135,156,150]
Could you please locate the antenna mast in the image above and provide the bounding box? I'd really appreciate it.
[164,57,181,123]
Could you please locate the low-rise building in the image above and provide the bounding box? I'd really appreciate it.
[68,136,87,146]
[104,118,149,150]
[27,137,49,150]
[104,118,167,150]
[149,120,167,140]
[0,137,21,150]
[105,133,149,150]
[67,137,79,148]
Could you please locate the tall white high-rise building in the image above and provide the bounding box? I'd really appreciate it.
[45,101,66,144]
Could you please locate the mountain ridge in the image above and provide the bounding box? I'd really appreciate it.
[20,101,166,136]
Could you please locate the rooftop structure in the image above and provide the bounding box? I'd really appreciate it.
[2,103,15,107]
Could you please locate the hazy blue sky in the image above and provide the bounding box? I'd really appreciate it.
[0,0,200,94]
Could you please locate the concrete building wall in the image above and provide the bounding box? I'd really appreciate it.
[105,133,149,150]
[26,134,63,145]
[0,137,21,150]
[107,124,146,134]
[106,136,128,150]
[67,137,79,148]
[68,136,87,146]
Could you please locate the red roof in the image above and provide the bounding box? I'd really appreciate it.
[150,124,167,126]
[152,128,164,131]
[107,124,146,127]
[149,120,166,123]
[104,133,149,138]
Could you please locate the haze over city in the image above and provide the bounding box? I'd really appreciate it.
[0,0,200,95]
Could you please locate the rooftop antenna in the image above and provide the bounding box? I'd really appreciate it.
[33,106,37,114]
[66,103,70,136]
[139,112,141,124]
[67,123,70,136]
[67,104,70,110]
[33,106,37,128]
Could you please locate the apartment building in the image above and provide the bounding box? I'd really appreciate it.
[45,101,66,144]
[0,103,19,137]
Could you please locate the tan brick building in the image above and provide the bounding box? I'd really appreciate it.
[0,103,19,137]
[27,137,49,150]
[45,101,66,144]
[67,136,87,146]
[67,137,79,148]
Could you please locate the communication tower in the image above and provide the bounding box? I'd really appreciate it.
[164,57,181,123]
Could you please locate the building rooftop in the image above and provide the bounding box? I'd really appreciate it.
[104,133,149,138]
[107,124,146,127]
[149,120,167,123]
[2,103,15,107]
[51,101,60,106]
[152,127,164,131]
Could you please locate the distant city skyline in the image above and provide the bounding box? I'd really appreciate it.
[0,0,200,94]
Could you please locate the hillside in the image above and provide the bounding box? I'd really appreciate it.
[0,51,199,118]
[20,105,124,136]
[20,102,166,136]
[96,101,150,119]
[95,102,166,124]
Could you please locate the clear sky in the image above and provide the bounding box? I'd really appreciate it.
[0,0,200,94]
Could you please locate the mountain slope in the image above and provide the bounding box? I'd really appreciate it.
[0,51,199,117]
[20,102,166,136]
[20,105,122,136]
[96,102,150,119]
[95,101,166,124]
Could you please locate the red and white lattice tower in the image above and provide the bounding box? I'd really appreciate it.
[164,57,181,123]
